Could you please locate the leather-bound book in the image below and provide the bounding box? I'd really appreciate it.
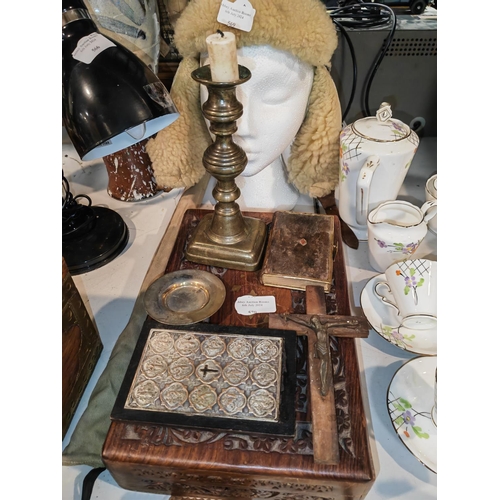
[259,211,335,292]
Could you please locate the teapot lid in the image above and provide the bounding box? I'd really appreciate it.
[352,103,411,142]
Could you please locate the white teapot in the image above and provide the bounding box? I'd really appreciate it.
[337,103,420,240]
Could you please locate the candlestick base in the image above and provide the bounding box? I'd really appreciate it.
[185,213,267,271]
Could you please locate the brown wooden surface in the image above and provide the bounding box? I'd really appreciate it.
[317,192,359,250]
[268,288,369,466]
[102,210,375,499]
[306,285,327,314]
[276,285,340,466]
[62,257,103,439]
[269,315,370,338]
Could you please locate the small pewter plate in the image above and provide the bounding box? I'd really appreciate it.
[144,270,226,325]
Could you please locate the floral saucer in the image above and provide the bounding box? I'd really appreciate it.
[360,273,437,355]
[387,355,437,473]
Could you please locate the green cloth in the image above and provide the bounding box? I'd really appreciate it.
[62,299,148,467]
[62,179,208,468]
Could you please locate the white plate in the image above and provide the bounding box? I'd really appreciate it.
[387,356,437,473]
[360,273,437,356]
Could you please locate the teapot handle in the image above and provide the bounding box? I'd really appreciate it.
[356,155,380,225]
[421,200,438,223]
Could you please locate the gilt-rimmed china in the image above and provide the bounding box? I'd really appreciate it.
[374,259,437,331]
[367,201,436,273]
[387,355,437,473]
[360,273,437,355]
[338,102,420,240]
[425,174,437,234]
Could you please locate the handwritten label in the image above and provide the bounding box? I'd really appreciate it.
[235,295,276,316]
[72,33,116,64]
[217,0,255,32]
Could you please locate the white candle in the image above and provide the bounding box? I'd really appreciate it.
[206,31,239,82]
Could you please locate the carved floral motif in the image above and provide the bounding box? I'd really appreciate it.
[129,466,341,499]
[123,212,355,458]
[121,335,354,458]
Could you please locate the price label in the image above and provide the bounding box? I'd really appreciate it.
[217,0,255,32]
[72,33,116,64]
[235,295,276,316]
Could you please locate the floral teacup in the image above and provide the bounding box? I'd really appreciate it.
[425,174,437,234]
[374,259,437,330]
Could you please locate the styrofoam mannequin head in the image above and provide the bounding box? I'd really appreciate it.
[200,45,315,211]
[202,45,314,176]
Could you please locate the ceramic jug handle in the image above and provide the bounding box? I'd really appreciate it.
[374,281,400,313]
[356,155,381,225]
[421,200,438,223]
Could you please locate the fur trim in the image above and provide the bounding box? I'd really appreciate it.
[287,66,341,198]
[147,56,211,189]
[174,0,337,67]
[147,0,341,196]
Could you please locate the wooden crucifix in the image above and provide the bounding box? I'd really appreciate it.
[269,285,369,465]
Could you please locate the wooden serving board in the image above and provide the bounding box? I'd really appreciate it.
[102,209,375,500]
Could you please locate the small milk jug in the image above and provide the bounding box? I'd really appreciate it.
[367,200,437,273]
[338,103,420,240]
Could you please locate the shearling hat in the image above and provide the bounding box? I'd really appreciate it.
[147,0,342,198]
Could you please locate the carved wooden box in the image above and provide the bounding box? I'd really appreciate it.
[102,211,375,499]
[62,257,103,439]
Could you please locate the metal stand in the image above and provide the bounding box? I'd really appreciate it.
[185,65,267,271]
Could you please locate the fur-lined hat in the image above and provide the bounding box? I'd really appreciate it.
[147,0,342,198]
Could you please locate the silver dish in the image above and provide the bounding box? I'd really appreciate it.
[144,270,226,325]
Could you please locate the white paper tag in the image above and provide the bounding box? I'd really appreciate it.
[235,295,276,316]
[217,0,255,32]
[72,33,116,64]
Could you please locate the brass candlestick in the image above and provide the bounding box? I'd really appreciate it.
[185,65,267,271]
